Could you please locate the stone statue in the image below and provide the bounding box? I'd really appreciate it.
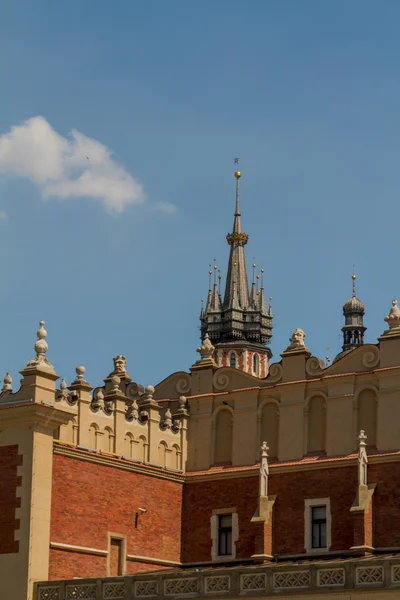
[196,334,215,361]
[290,328,306,348]
[113,355,127,373]
[259,441,269,497]
[358,430,368,487]
[384,299,400,330]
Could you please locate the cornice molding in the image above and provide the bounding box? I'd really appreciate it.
[53,443,185,483]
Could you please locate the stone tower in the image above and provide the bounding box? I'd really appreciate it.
[200,164,273,377]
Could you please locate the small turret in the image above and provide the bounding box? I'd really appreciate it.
[341,274,366,352]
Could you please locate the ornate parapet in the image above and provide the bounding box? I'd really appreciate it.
[34,555,400,599]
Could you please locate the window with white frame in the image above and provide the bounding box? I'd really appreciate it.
[218,514,232,556]
[304,498,331,553]
[210,509,239,561]
[230,352,237,368]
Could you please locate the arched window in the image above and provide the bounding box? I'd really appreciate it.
[172,444,181,470]
[158,441,168,468]
[260,402,279,458]
[214,409,233,464]
[88,423,99,450]
[137,435,147,462]
[357,389,377,447]
[124,432,134,458]
[230,352,237,368]
[253,353,260,376]
[307,396,326,453]
[104,427,114,453]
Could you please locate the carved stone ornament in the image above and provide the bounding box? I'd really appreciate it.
[176,375,191,395]
[259,441,269,498]
[358,429,368,487]
[110,375,121,393]
[268,363,283,383]
[57,378,69,401]
[212,370,230,391]
[91,388,105,411]
[384,299,400,330]
[284,328,310,352]
[361,346,380,369]
[25,321,54,369]
[2,372,12,393]
[113,355,127,374]
[306,356,325,377]
[196,334,215,360]
[163,408,172,429]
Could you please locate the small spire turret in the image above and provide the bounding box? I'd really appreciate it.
[341,274,366,352]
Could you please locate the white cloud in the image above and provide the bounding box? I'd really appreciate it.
[153,201,178,214]
[0,116,173,214]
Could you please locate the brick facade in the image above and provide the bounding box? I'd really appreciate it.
[182,462,400,563]
[49,452,183,580]
[0,445,22,554]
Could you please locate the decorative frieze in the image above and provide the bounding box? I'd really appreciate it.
[205,575,230,593]
[66,584,98,599]
[317,568,345,587]
[164,578,198,596]
[356,566,384,585]
[392,565,400,584]
[273,570,310,590]
[102,582,125,599]
[35,558,400,600]
[134,580,158,597]
[38,587,60,600]
[240,574,266,592]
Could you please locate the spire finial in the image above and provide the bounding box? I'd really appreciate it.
[352,273,357,298]
[234,157,241,215]
[213,262,218,286]
[261,268,265,289]
[25,320,54,369]
[252,263,256,284]
[208,268,212,291]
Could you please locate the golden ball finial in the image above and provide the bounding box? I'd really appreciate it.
[234,171,241,179]
[352,274,357,281]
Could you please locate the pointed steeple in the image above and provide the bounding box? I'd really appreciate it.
[199,161,273,371]
[224,167,250,310]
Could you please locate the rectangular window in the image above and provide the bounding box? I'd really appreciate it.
[110,538,123,576]
[311,506,327,549]
[218,514,233,556]
[304,498,331,553]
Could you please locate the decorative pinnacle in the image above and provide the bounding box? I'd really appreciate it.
[35,321,48,359]
[260,440,269,459]
[234,157,241,179]
[26,320,53,369]
[2,372,12,393]
[75,365,86,381]
[358,429,367,448]
[352,274,357,297]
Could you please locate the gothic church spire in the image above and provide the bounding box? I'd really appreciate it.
[200,162,273,369]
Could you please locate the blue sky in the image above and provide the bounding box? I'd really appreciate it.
[0,1,399,388]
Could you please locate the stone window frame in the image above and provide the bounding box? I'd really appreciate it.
[210,507,239,562]
[304,498,331,554]
[107,532,127,577]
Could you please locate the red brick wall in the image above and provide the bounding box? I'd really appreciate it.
[0,445,22,554]
[49,453,183,580]
[183,463,400,562]
[370,462,400,548]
